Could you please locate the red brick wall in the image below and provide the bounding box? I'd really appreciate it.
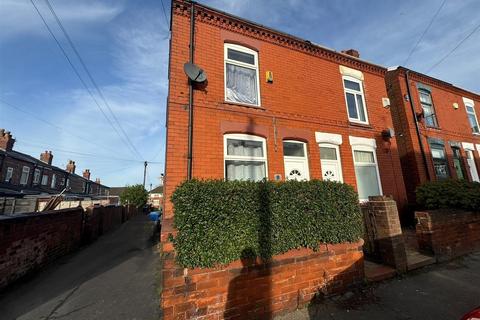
[162,241,364,319]
[416,210,480,262]
[163,0,408,224]
[386,69,480,205]
[0,208,84,290]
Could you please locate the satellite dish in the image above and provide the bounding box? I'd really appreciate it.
[184,62,207,83]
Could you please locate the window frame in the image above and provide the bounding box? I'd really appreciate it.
[41,174,48,186]
[342,76,369,125]
[33,168,41,184]
[428,142,450,180]
[20,166,30,185]
[464,101,480,134]
[5,167,13,182]
[51,174,56,189]
[418,89,439,128]
[224,43,261,107]
[351,144,383,202]
[223,133,268,181]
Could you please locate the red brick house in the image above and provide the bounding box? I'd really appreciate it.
[163,0,408,227]
[386,67,480,205]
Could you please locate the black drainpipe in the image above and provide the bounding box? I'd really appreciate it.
[186,1,195,180]
[404,70,431,181]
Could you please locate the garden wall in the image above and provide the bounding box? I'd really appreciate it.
[0,208,84,290]
[416,210,480,261]
[162,240,364,319]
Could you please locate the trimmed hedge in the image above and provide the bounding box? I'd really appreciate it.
[170,179,362,268]
[416,179,480,212]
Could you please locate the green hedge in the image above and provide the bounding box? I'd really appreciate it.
[170,179,362,268]
[416,179,480,212]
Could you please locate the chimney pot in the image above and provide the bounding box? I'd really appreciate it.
[341,49,360,58]
[83,169,91,180]
[0,128,15,152]
[66,159,76,174]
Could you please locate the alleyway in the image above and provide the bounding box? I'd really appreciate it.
[0,215,160,320]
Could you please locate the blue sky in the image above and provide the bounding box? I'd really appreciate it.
[1,0,479,188]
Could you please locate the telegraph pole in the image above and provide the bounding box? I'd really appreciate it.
[143,161,148,189]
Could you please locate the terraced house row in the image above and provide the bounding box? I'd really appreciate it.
[163,0,480,224]
[0,129,109,197]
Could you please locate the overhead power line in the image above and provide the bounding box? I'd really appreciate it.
[426,21,480,73]
[43,0,144,161]
[0,98,119,155]
[28,0,141,161]
[403,0,447,66]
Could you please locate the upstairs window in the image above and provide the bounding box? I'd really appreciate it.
[5,167,13,182]
[33,169,41,184]
[224,134,267,181]
[20,166,30,185]
[224,44,260,106]
[342,76,368,124]
[41,174,48,185]
[51,174,56,189]
[465,101,480,133]
[418,89,438,128]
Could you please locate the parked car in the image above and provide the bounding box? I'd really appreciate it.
[461,307,480,320]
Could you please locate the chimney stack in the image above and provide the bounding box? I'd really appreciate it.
[0,129,15,151]
[83,169,91,180]
[341,49,360,58]
[66,160,76,174]
[40,150,53,165]
[95,178,101,184]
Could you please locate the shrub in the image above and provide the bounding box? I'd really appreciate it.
[170,179,362,268]
[416,179,480,212]
[120,184,148,208]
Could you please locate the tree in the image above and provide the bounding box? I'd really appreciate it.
[120,184,148,208]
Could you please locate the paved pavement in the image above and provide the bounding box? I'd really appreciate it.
[0,214,161,320]
[279,252,480,320]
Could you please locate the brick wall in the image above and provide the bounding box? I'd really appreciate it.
[0,208,84,290]
[416,209,480,262]
[386,69,480,206]
[162,240,364,319]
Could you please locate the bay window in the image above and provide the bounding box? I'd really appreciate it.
[224,43,260,106]
[224,134,267,181]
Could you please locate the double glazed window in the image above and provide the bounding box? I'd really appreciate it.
[429,141,449,179]
[343,77,368,124]
[20,166,30,185]
[224,134,267,181]
[353,149,381,200]
[41,175,48,185]
[51,174,57,189]
[33,169,41,184]
[5,167,13,182]
[224,44,260,106]
[465,101,480,133]
[418,90,438,128]
[451,147,465,180]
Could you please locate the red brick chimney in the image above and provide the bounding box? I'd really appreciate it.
[40,150,53,165]
[66,160,76,174]
[341,49,360,58]
[0,129,15,151]
[83,169,91,180]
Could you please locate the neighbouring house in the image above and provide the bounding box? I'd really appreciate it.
[108,187,126,205]
[0,128,110,197]
[163,0,408,227]
[148,185,163,209]
[386,67,480,205]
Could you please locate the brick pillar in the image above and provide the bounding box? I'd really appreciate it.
[367,195,407,273]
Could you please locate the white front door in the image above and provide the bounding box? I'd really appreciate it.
[319,144,343,183]
[283,141,310,181]
[466,150,480,182]
[284,159,309,181]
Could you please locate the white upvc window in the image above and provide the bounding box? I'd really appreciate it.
[5,167,13,182]
[350,136,382,201]
[20,166,30,185]
[66,178,70,188]
[342,76,369,124]
[41,174,48,186]
[224,133,267,181]
[319,143,343,183]
[33,168,41,184]
[464,99,480,134]
[283,140,310,181]
[224,43,260,106]
[51,174,56,188]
